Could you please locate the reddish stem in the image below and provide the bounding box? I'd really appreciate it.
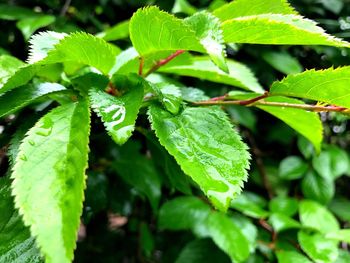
[144,50,185,77]
[138,57,144,76]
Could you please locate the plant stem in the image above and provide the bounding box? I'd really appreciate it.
[194,97,348,112]
[144,50,185,77]
[138,57,144,76]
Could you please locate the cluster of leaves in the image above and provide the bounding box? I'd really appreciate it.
[0,0,350,262]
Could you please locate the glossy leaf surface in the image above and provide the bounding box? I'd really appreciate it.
[148,105,250,211]
[11,100,90,263]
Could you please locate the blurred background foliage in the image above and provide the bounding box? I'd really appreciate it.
[0,0,350,262]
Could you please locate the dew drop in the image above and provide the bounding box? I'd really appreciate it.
[19,154,27,161]
[28,140,35,146]
[36,117,53,136]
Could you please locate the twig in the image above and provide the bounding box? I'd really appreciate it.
[60,0,72,16]
[138,57,144,76]
[194,92,269,106]
[144,50,185,77]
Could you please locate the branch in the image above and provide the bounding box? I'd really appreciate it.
[60,0,72,16]
[138,57,144,76]
[144,50,185,77]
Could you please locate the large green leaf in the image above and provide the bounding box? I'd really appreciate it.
[203,211,250,262]
[0,4,38,20]
[89,74,144,145]
[34,32,119,74]
[270,67,350,108]
[213,0,297,21]
[0,177,42,263]
[298,231,339,263]
[148,105,250,211]
[0,82,66,118]
[129,6,204,56]
[257,96,323,152]
[184,11,228,72]
[158,196,211,231]
[299,200,339,234]
[160,55,264,92]
[11,100,90,263]
[221,14,350,47]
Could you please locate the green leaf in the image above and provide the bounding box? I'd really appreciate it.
[221,14,350,47]
[149,82,183,115]
[129,6,204,56]
[278,156,308,180]
[277,250,312,263]
[302,170,334,204]
[257,96,323,153]
[231,214,258,252]
[230,192,269,218]
[35,32,119,74]
[89,74,144,145]
[28,31,66,63]
[0,55,25,91]
[329,198,350,222]
[175,239,230,263]
[326,230,350,244]
[268,213,300,232]
[158,196,211,230]
[213,0,297,21]
[16,15,55,40]
[97,20,129,41]
[0,177,43,263]
[313,146,350,180]
[148,105,250,211]
[160,55,264,93]
[11,100,90,263]
[0,82,66,118]
[204,211,250,262]
[336,250,350,263]
[270,67,350,108]
[172,0,197,15]
[262,51,303,75]
[185,11,228,72]
[269,196,299,216]
[0,64,37,94]
[297,136,314,159]
[227,105,257,131]
[0,4,38,20]
[113,141,161,211]
[298,231,339,263]
[299,200,339,234]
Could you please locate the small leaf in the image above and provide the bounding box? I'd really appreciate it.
[148,105,250,211]
[0,82,66,118]
[326,230,350,244]
[129,6,204,56]
[97,20,129,41]
[175,239,230,263]
[113,141,161,211]
[89,74,144,145]
[185,11,228,72]
[204,211,250,262]
[221,14,350,47]
[0,55,25,90]
[158,196,211,231]
[268,213,300,232]
[11,100,90,263]
[278,156,308,180]
[16,15,55,40]
[262,51,303,75]
[269,196,299,216]
[230,192,269,219]
[299,200,339,234]
[298,231,339,263]
[213,0,297,21]
[160,54,264,93]
[0,177,43,263]
[270,67,350,108]
[301,170,334,204]
[231,214,258,253]
[277,250,312,263]
[329,198,350,222]
[257,96,323,153]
